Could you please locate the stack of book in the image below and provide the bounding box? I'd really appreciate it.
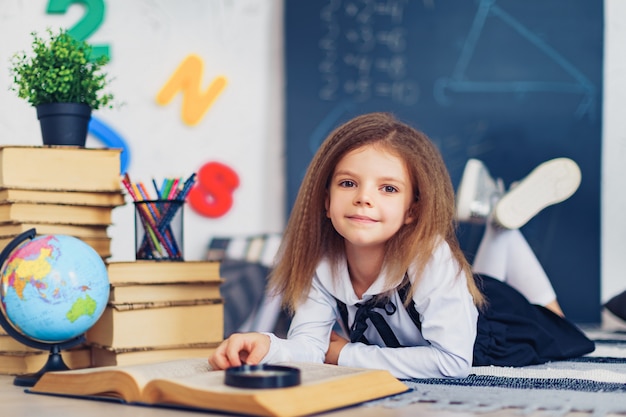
[0,146,125,258]
[0,327,91,375]
[87,260,224,366]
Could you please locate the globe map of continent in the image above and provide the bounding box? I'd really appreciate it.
[0,234,109,343]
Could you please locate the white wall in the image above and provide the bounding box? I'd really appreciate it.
[602,0,625,302]
[0,0,285,262]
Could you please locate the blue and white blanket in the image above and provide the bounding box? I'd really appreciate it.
[371,328,626,417]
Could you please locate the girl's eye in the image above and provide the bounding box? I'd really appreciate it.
[339,180,355,188]
[382,185,398,193]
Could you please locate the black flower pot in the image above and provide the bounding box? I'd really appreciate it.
[36,102,92,147]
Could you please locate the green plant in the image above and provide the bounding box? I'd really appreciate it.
[9,28,114,109]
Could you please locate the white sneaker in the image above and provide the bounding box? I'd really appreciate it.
[493,158,581,229]
[455,159,503,224]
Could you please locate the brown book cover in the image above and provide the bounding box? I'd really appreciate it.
[29,358,408,417]
[0,236,111,260]
[86,300,224,349]
[90,343,220,367]
[0,222,109,238]
[0,188,125,207]
[79,236,112,258]
[0,334,39,353]
[0,146,122,192]
[106,261,221,284]
[0,235,111,258]
[108,282,222,304]
[0,202,113,225]
[0,347,91,375]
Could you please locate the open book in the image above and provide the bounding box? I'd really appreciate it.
[29,358,408,417]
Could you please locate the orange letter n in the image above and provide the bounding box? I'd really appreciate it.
[156,54,227,126]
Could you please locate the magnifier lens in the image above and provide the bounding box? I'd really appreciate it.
[224,364,301,389]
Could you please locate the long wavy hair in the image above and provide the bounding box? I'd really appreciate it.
[270,112,484,312]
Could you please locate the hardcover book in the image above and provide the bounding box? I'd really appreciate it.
[108,282,222,304]
[29,358,408,417]
[106,261,221,284]
[0,146,122,192]
[86,300,224,349]
[90,343,220,367]
[0,188,125,207]
[0,202,113,225]
[0,222,109,238]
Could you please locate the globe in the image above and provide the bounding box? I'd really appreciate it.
[0,229,109,386]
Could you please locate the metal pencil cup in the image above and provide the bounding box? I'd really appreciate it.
[134,199,184,261]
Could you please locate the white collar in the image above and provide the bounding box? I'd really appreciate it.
[315,257,394,305]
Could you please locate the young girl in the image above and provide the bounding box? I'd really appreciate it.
[209,112,593,379]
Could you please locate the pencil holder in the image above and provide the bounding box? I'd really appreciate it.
[134,199,184,261]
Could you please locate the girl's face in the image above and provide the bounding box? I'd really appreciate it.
[325,144,415,252]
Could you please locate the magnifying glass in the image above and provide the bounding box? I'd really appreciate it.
[224,364,301,389]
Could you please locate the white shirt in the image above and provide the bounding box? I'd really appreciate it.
[261,241,479,379]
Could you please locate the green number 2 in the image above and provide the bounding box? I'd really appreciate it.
[46,0,110,60]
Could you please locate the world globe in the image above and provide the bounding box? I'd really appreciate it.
[0,229,109,386]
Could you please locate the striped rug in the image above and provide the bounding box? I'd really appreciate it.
[371,327,626,416]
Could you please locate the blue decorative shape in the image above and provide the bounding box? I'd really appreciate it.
[88,116,130,174]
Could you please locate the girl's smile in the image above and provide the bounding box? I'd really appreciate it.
[346,214,378,223]
[326,144,414,252]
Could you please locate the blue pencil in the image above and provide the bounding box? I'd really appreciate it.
[152,178,161,199]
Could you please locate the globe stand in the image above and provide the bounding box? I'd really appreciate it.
[12,336,85,387]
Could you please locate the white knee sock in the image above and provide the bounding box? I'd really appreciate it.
[472,222,557,306]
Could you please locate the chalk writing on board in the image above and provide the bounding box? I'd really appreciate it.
[318,0,418,105]
[434,0,596,118]
[313,0,418,153]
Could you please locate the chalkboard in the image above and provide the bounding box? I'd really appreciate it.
[285,0,603,323]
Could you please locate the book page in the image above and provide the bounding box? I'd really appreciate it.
[45,357,212,389]
[287,362,368,384]
[151,361,372,394]
[120,357,212,384]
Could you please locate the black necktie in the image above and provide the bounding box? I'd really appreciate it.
[349,296,401,348]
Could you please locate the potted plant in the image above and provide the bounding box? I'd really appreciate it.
[9,28,114,147]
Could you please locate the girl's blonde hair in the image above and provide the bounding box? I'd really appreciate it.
[270,112,485,312]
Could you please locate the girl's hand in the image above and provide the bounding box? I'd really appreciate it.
[325,331,348,365]
[208,332,271,370]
